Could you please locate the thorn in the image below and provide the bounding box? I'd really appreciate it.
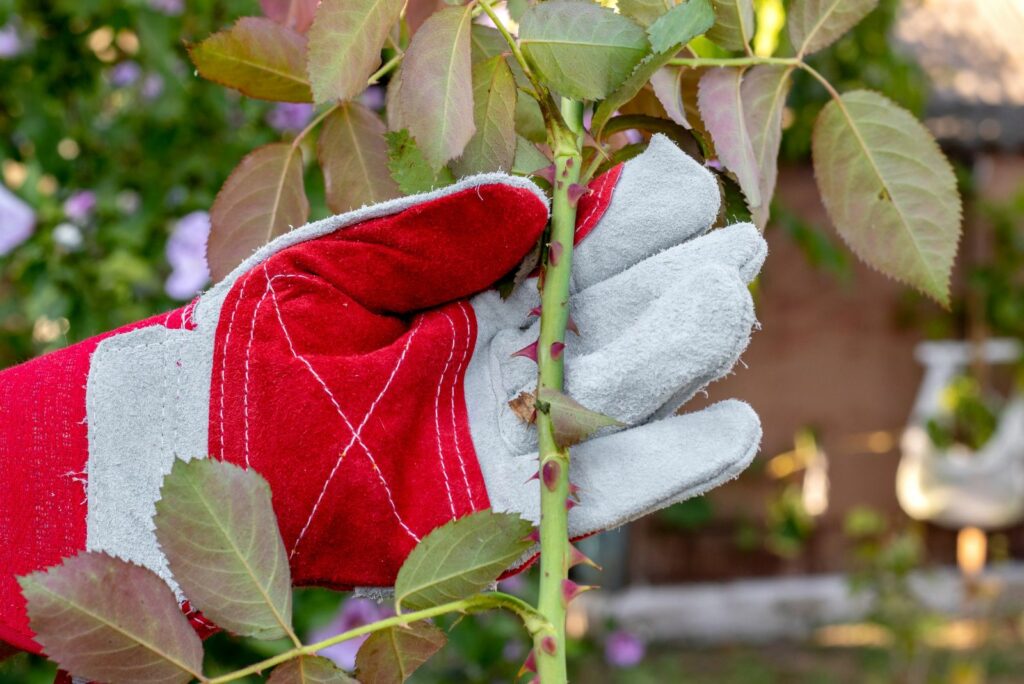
[566,315,579,336]
[533,165,556,184]
[551,341,565,359]
[566,157,575,168]
[548,240,563,267]
[562,579,597,605]
[569,544,602,570]
[526,528,540,544]
[567,183,588,205]
[511,340,538,362]
[568,482,581,499]
[518,651,537,677]
[556,180,564,191]
[528,306,542,317]
[542,460,561,492]
[565,498,577,511]
[525,471,540,484]
[540,635,557,655]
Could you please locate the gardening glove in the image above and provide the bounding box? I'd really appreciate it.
[0,135,765,654]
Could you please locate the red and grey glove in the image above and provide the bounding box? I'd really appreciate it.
[0,136,765,653]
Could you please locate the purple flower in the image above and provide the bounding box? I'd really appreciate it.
[0,23,23,58]
[148,0,184,16]
[63,190,97,223]
[165,211,211,299]
[141,72,165,100]
[498,574,526,596]
[110,61,142,87]
[266,102,314,132]
[0,185,35,255]
[360,86,385,112]
[604,629,645,668]
[310,598,393,671]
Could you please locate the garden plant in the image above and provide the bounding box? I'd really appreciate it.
[2,0,964,682]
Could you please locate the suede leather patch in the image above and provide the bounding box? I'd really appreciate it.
[0,306,195,654]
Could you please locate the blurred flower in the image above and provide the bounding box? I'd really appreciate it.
[267,102,314,132]
[109,61,142,87]
[498,574,526,596]
[0,23,23,58]
[53,222,83,251]
[0,185,35,255]
[141,72,165,100]
[116,190,141,215]
[63,190,97,223]
[502,639,526,663]
[604,629,645,668]
[360,86,385,112]
[310,598,393,671]
[148,0,184,16]
[165,211,210,300]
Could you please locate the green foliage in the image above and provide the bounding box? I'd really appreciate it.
[924,376,999,451]
[306,0,405,104]
[705,0,755,52]
[451,55,518,177]
[812,90,961,305]
[268,656,355,683]
[318,103,400,214]
[18,553,204,684]
[354,622,447,684]
[189,17,313,102]
[519,1,650,101]
[394,510,533,612]
[208,141,309,281]
[385,129,455,195]
[647,0,715,54]
[0,0,280,366]
[788,0,879,57]
[155,459,295,642]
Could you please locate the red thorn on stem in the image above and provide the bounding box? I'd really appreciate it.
[519,651,537,676]
[534,165,556,184]
[541,460,561,492]
[562,579,597,605]
[551,341,565,359]
[569,544,602,570]
[567,183,588,205]
[566,315,580,336]
[540,635,557,655]
[528,306,542,317]
[526,528,540,544]
[548,240,563,267]
[556,180,564,191]
[511,340,538,362]
[525,471,540,484]
[565,498,577,511]
[568,482,581,498]
[566,157,575,168]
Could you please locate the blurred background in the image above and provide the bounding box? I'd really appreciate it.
[3,0,1024,682]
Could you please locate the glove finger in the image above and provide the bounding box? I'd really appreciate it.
[571,134,720,293]
[486,401,760,530]
[563,263,756,425]
[566,222,765,359]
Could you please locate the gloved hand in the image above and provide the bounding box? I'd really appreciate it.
[0,135,765,653]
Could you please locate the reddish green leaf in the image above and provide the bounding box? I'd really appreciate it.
[268,656,357,683]
[19,553,203,684]
[208,142,309,281]
[307,0,406,104]
[617,0,675,28]
[698,67,761,208]
[355,622,446,684]
[394,510,533,611]
[705,0,754,51]
[261,0,319,33]
[391,5,476,169]
[650,65,700,130]
[154,459,294,641]
[319,103,400,213]
[189,17,312,103]
[740,64,792,228]
[812,90,961,305]
[452,56,517,176]
[519,1,650,101]
[537,388,624,449]
[789,0,878,57]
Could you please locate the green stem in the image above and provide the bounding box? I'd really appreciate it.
[667,56,800,68]
[476,0,544,95]
[368,51,403,86]
[533,98,584,684]
[204,593,548,684]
